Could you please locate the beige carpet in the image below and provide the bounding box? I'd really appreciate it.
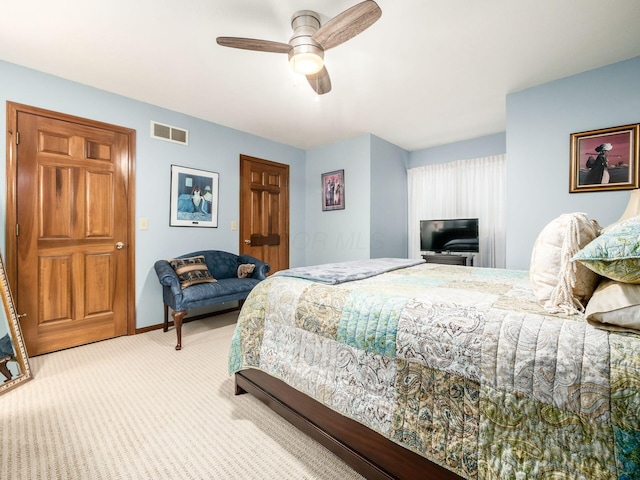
[0,312,364,480]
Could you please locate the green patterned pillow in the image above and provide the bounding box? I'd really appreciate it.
[168,255,217,289]
[572,216,640,284]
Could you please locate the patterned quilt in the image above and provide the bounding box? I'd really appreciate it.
[229,262,640,479]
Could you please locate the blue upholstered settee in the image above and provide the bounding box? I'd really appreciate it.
[154,250,270,350]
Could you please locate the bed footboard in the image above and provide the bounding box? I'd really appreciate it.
[235,369,462,480]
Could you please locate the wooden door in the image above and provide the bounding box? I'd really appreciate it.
[239,155,289,274]
[6,104,135,356]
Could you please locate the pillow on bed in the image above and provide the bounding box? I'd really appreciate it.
[572,215,640,284]
[168,255,217,289]
[585,278,640,333]
[530,212,601,314]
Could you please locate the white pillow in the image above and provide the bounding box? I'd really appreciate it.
[586,279,640,332]
[530,212,601,314]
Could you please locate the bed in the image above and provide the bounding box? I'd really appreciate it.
[229,217,640,479]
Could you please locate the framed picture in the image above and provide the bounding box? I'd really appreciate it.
[570,123,640,193]
[170,165,219,227]
[322,169,345,211]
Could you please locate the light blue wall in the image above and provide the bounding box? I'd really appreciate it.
[409,133,506,168]
[370,135,409,258]
[4,55,639,328]
[303,134,410,263]
[505,56,640,269]
[304,135,372,264]
[0,60,306,329]
[406,57,640,270]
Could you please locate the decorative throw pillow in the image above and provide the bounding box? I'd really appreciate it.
[168,255,217,289]
[585,278,640,333]
[237,263,255,278]
[572,215,640,284]
[529,212,601,314]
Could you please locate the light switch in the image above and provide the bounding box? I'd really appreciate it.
[231,220,238,231]
[139,217,149,230]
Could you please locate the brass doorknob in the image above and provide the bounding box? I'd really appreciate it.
[116,242,125,250]
[244,239,251,244]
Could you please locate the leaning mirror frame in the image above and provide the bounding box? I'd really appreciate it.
[0,254,32,394]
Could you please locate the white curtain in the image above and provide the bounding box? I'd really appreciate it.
[407,154,506,268]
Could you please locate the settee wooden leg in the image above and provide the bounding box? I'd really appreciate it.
[163,304,169,332]
[0,356,13,383]
[171,310,187,350]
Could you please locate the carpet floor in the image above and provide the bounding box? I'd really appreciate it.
[0,312,364,479]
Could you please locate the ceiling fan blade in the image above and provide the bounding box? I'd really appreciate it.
[307,66,332,95]
[216,37,291,54]
[312,1,382,50]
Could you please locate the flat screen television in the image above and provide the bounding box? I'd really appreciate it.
[420,218,479,253]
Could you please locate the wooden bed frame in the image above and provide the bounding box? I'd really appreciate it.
[235,368,463,480]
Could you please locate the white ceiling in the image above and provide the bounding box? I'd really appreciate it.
[1,0,639,151]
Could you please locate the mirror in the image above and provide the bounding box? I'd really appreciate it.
[0,254,31,395]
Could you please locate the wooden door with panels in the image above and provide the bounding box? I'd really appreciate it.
[6,103,135,356]
[239,155,289,274]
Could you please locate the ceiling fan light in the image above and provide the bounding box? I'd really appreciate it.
[289,52,324,75]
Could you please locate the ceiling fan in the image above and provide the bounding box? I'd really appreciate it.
[216,1,382,95]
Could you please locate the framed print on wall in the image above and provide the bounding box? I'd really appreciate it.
[322,169,345,211]
[170,165,219,227]
[570,123,639,193]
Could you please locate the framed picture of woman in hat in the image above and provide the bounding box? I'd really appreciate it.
[570,123,639,192]
[570,123,640,193]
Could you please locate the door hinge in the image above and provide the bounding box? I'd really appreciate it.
[15,131,19,145]
[15,224,19,236]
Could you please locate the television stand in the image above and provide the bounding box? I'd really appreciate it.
[422,253,474,266]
